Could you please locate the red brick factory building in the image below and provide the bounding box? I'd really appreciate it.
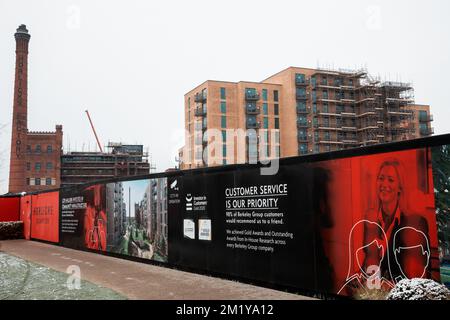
[8,25,63,193]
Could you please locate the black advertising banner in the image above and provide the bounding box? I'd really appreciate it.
[168,164,330,294]
[56,135,450,299]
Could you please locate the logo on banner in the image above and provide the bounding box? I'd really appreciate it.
[183,219,195,239]
[186,194,193,211]
[198,219,212,241]
[170,179,179,191]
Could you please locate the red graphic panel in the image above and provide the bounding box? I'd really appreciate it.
[319,148,439,297]
[31,191,59,243]
[83,185,107,251]
[20,195,32,240]
[0,197,20,222]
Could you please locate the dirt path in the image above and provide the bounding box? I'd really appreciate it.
[0,240,314,300]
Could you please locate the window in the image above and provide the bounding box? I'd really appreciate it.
[323,117,330,127]
[35,178,41,186]
[324,145,331,152]
[349,79,353,86]
[221,116,226,128]
[35,162,41,171]
[262,89,268,101]
[313,117,318,127]
[26,178,30,185]
[222,144,227,157]
[312,90,316,102]
[336,104,344,113]
[46,178,52,186]
[46,162,53,170]
[274,118,279,129]
[35,145,41,153]
[299,143,308,155]
[311,76,316,87]
[297,102,306,112]
[313,103,317,114]
[297,116,307,126]
[296,87,306,98]
[324,131,330,141]
[47,145,53,153]
[26,145,31,154]
[295,73,306,83]
[222,130,226,143]
[274,104,279,115]
[273,90,279,102]
[220,87,226,100]
[27,162,30,171]
[188,97,190,109]
[220,101,226,113]
[419,110,428,122]
[321,77,327,85]
[263,103,268,115]
[314,131,319,142]
[323,104,329,113]
[314,145,320,153]
[263,117,269,129]
[298,128,307,139]
[322,90,328,99]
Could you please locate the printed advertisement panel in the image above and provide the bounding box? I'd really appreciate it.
[0,197,20,222]
[105,179,168,262]
[30,191,59,243]
[60,178,168,263]
[60,184,107,251]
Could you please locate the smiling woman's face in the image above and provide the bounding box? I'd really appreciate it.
[377,165,400,205]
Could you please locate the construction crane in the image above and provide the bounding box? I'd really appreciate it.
[85,109,103,153]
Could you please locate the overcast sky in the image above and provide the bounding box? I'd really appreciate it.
[0,0,449,194]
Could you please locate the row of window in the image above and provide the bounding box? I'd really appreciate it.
[27,162,54,171]
[26,177,56,186]
[26,145,53,154]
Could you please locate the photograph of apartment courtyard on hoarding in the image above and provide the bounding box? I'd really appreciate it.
[105,178,168,262]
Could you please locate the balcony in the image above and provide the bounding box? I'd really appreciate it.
[419,114,433,122]
[246,105,261,115]
[296,106,308,114]
[297,135,309,142]
[295,78,309,86]
[245,92,260,101]
[296,93,308,100]
[341,126,357,132]
[194,107,207,117]
[297,121,309,128]
[246,122,261,129]
[341,139,359,145]
[195,93,207,103]
[420,127,434,136]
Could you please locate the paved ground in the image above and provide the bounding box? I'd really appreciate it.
[0,252,126,300]
[0,240,314,300]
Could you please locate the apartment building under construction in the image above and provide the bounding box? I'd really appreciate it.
[61,143,150,187]
[180,66,433,169]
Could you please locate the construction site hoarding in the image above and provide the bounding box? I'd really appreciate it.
[1,134,449,298]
